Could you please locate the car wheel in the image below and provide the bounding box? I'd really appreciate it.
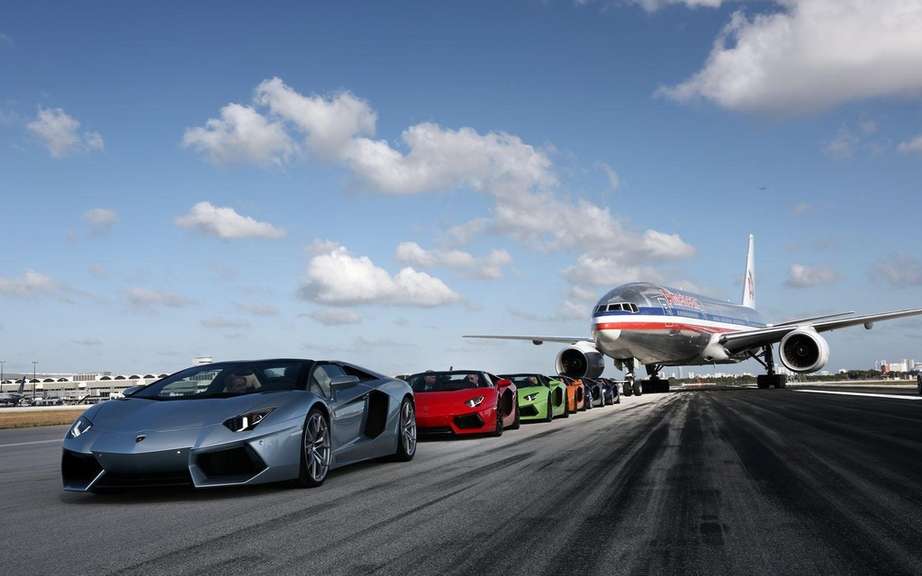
[492,403,504,437]
[394,397,417,462]
[297,408,332,488]
[544,396,553,422]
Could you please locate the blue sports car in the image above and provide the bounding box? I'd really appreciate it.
[62,359,417,492]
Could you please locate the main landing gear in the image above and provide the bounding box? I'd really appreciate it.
[642,364,671,394]
[621,360,671,395]
[753,345,787,389]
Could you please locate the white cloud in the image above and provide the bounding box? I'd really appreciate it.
[176,201,286,239]
[395,242,512,279]
[83,208,118,232]
[127,288,192,309]
[873,254,922,287]
[254,77,376,158]
[632,0,728,10]
[785,263,840,288]
[564,253,665,287]
[898,134,922,155]
[824,127,858,159]
[299,241,461,307]
[188,78,693,258]
[0,270,59,298]
[597,162,620,193]
[659,1,922,113]
[444,217,491,246]
[305,308,362,326]
[182,103,295,166]
[27,107,104,157]
[236,303,278,317]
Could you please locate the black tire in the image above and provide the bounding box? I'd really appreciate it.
[297,407,331,488]
[545,396,554,422]
[393,396,417,462]
[492,403,504,437]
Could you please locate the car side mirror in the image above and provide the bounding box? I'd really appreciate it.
[122,385,143,397]
[330,375,360,389]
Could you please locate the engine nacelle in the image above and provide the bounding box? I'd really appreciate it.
[556,341,605,379]
[779,328,829,373]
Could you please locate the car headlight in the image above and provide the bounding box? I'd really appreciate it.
[69,416,93,438]
[223,408,274,432]
[465,395,485,408]
[523,393,539,402]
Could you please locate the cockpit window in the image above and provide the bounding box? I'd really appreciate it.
[607,303,623,312]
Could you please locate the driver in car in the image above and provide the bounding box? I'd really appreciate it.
[224,372,251,394]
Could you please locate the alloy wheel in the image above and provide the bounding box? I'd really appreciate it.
[304,412,331,482]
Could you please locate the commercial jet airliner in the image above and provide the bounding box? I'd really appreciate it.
[466,236,922,394]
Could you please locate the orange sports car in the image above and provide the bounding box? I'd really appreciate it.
[548,375,586,413]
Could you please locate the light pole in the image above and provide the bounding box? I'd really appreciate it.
[32,361,37,398]
[0,360,5,384]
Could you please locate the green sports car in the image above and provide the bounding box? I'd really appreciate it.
[500,374,569,422]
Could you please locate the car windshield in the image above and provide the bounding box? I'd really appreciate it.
[500,374,547,388]
[407,371,489,392]
[131,361,304,400]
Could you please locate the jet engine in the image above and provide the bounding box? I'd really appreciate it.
[779,328,829,373]
[556,341,605,379]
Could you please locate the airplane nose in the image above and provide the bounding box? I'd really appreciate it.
[594,326,620,346]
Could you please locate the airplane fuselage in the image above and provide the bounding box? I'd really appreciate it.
[591,282,766,367]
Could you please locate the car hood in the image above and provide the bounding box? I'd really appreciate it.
[516,385,548,396]
[90,393,291,432]
[414,389,495,415]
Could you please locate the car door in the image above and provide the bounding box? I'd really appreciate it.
[309,363,370,465]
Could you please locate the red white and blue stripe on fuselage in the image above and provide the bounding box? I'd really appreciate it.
[592,306,766,335]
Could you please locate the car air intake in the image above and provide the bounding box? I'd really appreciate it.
[196,446,266,481]
[453,414,484,429]
[61,450,103,489]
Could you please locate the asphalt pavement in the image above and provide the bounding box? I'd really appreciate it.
[2,389,922,576]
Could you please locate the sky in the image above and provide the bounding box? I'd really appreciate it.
[2,0,922,376]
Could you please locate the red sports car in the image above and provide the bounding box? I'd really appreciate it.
[408,371,519,436]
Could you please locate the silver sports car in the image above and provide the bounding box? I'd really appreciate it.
[62,359,417,492]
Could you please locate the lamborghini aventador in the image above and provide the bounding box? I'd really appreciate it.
[408,370,519,436]
[61,359,416,492]
[500,374,567,422]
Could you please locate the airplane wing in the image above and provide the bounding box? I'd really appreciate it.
[770,312,854,327]
[463,335,588,345]
[721,308,922,354]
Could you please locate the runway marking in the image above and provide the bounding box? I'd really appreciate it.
[794,389,922,401]
[0,438,62,448]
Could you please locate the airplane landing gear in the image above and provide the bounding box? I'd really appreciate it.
[622,358,638,396]
[642,364,671,394]
[755,345,787,389]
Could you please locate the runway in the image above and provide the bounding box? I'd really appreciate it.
[2,389,922,576]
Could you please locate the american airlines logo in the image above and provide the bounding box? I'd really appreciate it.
[661,288,702,310]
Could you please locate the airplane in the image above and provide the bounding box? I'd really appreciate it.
[0,377,28,406]
[466,235,922,394]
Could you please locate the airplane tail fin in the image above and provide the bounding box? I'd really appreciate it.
[741,234,755,309]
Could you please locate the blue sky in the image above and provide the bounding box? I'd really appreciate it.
[2,0,922,376]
